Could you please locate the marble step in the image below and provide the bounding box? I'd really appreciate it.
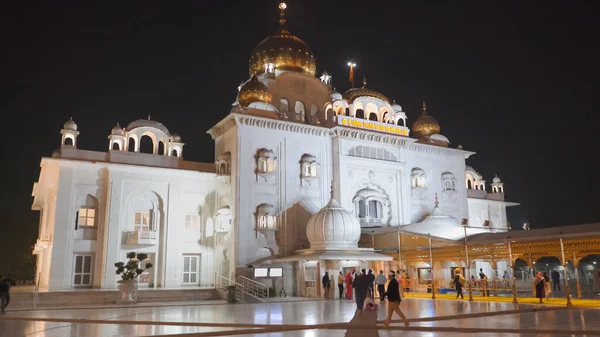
[9,288,219,309]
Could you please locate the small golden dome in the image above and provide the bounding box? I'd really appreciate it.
[411,101,441,139]
[342,77,390,103]
[248,3,316,77]
[237,75,272,107]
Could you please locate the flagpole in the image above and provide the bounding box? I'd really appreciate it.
[347,62,356,88]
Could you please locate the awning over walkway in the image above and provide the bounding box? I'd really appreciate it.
[271,248,393,262]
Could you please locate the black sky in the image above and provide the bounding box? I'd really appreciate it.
[1,1,597,273]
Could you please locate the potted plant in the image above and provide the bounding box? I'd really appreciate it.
[114,252,152,303]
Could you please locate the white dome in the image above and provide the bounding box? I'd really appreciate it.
[171,133,182,142]
[465,165,477,173]
[429,134,450,143]
[330,91,343,100]
[421,205,459,228]
[63,118,77,131]
[306,193,361,250]
[493,175,501,183]
[111,123,123,135]
[391,100,403,112]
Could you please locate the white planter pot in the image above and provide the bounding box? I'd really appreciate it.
[117,279,138,304]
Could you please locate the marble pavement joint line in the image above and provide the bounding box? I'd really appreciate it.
[0,305,565,328]
[378,305,565,323]
[1,315,599,337]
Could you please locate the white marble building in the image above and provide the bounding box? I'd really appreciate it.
[31,3,517,294]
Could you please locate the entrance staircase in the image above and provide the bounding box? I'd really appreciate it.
[215,274,270,303]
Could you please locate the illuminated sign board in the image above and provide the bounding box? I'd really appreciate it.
[253,267,284,278]
[338,116,410,136]
[269,267,283,278]
[253,268,268,278]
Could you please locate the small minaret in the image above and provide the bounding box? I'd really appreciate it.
[491,175,504,194]
[167,133,185,158]
[108,122,125,151]
[60,117,79,147]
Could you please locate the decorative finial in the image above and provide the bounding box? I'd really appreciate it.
[434,193,439,208]
[278,3,287,27]
[147,114,151,120]
[330,181,335,200]
[69,116,73,121]
[362,76,367,88]
[421,101,428,115]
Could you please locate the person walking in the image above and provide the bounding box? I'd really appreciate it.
[543,272,551,300]
[345,272,353,299]
[452,269,465,299]
[376,270,387,301]
[551,270,561,291]
[534,272,545,303]
[353,269,369,311]
[367,269,375,292]
[337,272,344,299]
[0,275,15,314]
[322,272,331,300]
[384,271,409,328]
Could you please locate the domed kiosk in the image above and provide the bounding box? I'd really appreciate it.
[273,183,391,298]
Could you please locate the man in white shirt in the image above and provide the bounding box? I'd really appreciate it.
[376,270,387,301]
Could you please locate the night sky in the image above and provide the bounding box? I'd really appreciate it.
[1,1,597,275]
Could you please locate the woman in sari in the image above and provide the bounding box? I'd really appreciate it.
[345,272,353,299]
[534,272,545,303]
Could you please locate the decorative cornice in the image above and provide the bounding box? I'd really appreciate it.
[206,115,238,140]
[407,142,476,158]
[330,126,414,147]
[207,113,331,139]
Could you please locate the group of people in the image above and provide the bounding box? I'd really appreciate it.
[322,269,409,328]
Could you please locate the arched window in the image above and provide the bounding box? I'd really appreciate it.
[411,168,427,188]
[140,135,153,154]
[353,186,388,227]
[128,137,136,152]
[441,171,456,191]
[295,101,306,121]
[172,149,178,157]
[368,112,378,121]
[158,141,165,155]
[219,163,227,175]
[112,142,120,151]
[397,119,405,126]
[355,109,365,119]
[357,200,366,218]
[280,98,289,114]
[300,154,318,181]
[64,137,74,146]
[467,180,472,190]
[499,186,503,193]
[256,204,277,232]
[381,111,389,122]
[493,186,497,193]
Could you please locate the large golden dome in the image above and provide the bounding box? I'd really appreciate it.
[411,102,441,139]
[237,75,272,107]
[248,3,316,77]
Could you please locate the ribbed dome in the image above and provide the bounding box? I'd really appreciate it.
[391,100,403,112]
[306,190,361,250]
[111,123,123,135]
[330,89,342,100]
[127,118,169,134]
[493,175,502,183]
[63,118,77,131]
[248,4,316,77]
[237,75,272,107]
[343,85,390,103]
[420,197,459,228]
[412,101,440,140]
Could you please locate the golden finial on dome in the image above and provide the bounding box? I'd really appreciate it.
[362,76,367,88]
[421,101,428,115]
[278,3,287,27]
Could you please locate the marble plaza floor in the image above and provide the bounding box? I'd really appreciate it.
[0,298,599,337]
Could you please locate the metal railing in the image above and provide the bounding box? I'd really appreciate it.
[237,275,270,301]
[33,272,40,308]
[215,273,244,303]
[521,268,532,283]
